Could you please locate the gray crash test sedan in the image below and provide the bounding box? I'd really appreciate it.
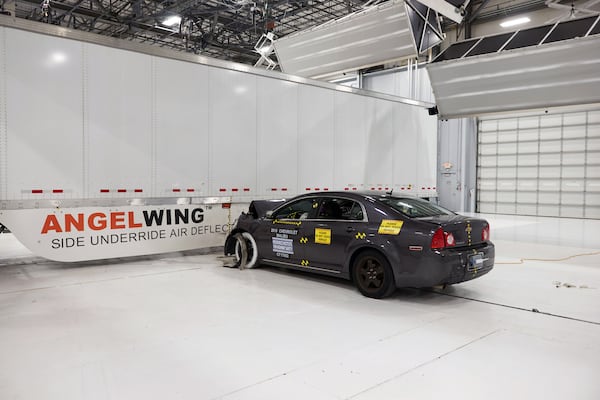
[224,191,494,298]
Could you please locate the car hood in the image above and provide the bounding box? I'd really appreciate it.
[250,199,287,218]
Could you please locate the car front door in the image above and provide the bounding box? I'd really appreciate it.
[261,197,320,266]
[299,197,368,274]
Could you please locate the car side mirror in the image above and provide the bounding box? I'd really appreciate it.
[265,210,274,219]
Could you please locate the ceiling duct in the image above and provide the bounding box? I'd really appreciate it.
[426,15,600,119]
[273,0,443,79]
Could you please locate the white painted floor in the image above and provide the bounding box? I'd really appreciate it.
[1,214,599,400]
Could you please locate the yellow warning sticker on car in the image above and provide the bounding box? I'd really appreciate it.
[378,220,403,235]
[315,228,331,245]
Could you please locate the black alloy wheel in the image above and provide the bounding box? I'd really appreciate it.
[352,250,396,299]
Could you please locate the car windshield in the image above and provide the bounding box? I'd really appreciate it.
[376,196,455,218]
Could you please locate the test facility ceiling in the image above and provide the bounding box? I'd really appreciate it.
[5,0,600,66]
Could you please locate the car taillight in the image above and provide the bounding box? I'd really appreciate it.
[445,231,455,246]
[482,223,490,241]
[431,228,455,249]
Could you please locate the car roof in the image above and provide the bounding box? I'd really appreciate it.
[293,191,419,201]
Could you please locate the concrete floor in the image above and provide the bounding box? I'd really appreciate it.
[1,214,599,400]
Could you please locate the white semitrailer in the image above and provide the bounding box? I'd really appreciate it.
[0,15,437,262]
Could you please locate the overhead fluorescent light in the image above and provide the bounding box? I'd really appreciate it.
[500,17,531,28]
[162,15,182,27]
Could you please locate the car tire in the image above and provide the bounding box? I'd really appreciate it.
[352,250,396,299]
[233,232,258,269]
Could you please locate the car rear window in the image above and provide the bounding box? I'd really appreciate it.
[376,196,455,218]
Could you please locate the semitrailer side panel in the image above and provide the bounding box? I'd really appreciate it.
[297,85,335,192]
[365,98,394,189]
[333,91,368,190]
[6,28,84,199]
[86,43,153,197]
[154,57,210,197]
[0,17,437,261]
[256,76,299,196]
[208,67,258,195]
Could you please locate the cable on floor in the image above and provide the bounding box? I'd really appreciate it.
[496,250,600,265]
[424,288,600,326]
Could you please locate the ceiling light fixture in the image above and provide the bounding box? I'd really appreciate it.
[162,15,182,27]
[500,16,531,28]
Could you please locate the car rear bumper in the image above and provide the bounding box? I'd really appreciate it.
[393,242,495,288]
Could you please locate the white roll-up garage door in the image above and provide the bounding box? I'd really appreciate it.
[477,107,600,219]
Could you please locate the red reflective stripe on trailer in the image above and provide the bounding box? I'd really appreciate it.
[117,189,127,193]
[243,188,250,192]
[352,188,357,191]
[134,189,143,193]
[305,188,311,191]
[219,188,226,192]
[344,188,349,191]
[32,189,43,194]
[100,189,110,193]
[281,188,288,191]
[323,188,329,191]
[172,189,181,192]
[52,189,63,194]
[315,188,320,191]
[231,188,239,192]
[187,189,195,192]
[271,188,277,191]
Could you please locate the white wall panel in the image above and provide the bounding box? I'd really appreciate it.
[517,167,538,178]
[298,86,334,191]
[588,138,600,151]
[518,129,538,142]
[478,107,600,219]
[87,43,152,195]
[364,99,393,189]
[334,92,367,190]
[362,67,435,105]
[499,119,518,130]
[479,132,496,143]
[257,77,298,195]
[518,154,538,166]
[208,68,257,194]
[539,140,561,153]
[497,155,516,166]
[538,205,559,217]
[5,29,84,199]
[539,153,561,165]
[154,58,209,196]
[588,125,600,137]
[518,142,538,153]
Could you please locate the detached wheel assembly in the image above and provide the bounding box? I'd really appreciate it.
[233,232,258,269]
[352,250,396,298]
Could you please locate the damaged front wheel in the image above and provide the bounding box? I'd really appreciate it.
[233,232,258,269]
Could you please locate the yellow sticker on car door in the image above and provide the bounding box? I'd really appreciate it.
[314,228,331,244]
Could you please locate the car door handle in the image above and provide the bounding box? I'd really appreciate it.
[346,227,356,233]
